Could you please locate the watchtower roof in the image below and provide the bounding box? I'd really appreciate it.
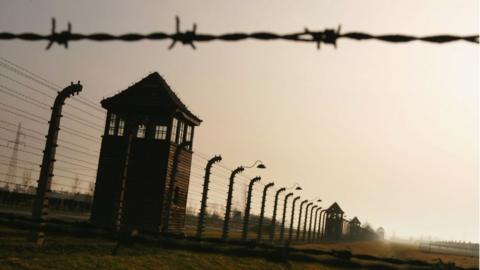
[349,217,361,225]
[101,72,202,125]
[326,202,344,214]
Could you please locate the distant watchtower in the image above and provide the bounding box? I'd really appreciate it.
[376,227,385,240]
[324,202,344,241]
[91,72,201,234]
[348,216,361,240]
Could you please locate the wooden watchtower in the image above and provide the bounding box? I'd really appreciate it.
[348,216,361,240]
[90,72,201,234]
[324,202,344,241]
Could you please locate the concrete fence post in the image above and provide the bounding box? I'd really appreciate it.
[30,82,82,246]
[241,176,261,242]
[269,187,286,243]
[221,166,244,241]
[196,155,222,239]
[279,192,293,242]
[256,182,274,242]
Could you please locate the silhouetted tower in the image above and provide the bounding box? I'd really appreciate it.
[91,72,201,234]
[376,227,385,240]
[324,202,344,241]
[348,216,361,240]
[6,123,25,190]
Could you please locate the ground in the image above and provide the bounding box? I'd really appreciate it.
[0,224,478,270]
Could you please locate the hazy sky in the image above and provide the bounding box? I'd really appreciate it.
[0,0,478,242]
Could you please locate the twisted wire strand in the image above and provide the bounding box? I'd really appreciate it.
[0,17,477,50]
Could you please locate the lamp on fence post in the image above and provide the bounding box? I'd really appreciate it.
[302,202,313,241]
[257,182,274,242]
[287,196,300,245]
[222,160,265,241]
[241,176,261,242]
[196,155,222,239]
[308,205,318,241]
[296,200,308,241]
[279,192,293,242]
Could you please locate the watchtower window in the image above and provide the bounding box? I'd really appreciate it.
[117,118,125,136]
[137,124,146,138]
[154,125,168,140]
[178,122,185,144]
[171,118,178,143]
[108,113,117,135]
[185,125,192,149]
[186,125,192,142]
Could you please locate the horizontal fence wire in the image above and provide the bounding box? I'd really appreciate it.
[0,17,477,50]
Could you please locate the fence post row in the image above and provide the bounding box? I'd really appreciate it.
[297,200,308,241]
[162,141,191,234]
[288,196,300,244]
[241,176,261,242]
[269,187,286,242]
[222,166,244,241]
[196,155,222,239]
[279,192,293,242]
[257,182,274,242]
[30,82,82,246]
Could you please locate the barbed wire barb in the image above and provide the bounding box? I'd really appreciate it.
[169,16,197,50]
[46,18,72,50]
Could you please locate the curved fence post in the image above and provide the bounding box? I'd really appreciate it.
[196,155,222,239]
[308,205,318,241]
[241,176,261,242]
[317,209,326,241]
[30,82,82,246]
[287,196,300,244]
[269,187,286,242]
[257,182,274,242]
[302,202,313,241]
[296,200,308,241]
[312,207,321,241]
[221,166,244,241]
[279,192,293,242]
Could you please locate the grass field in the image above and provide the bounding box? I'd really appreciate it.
[0,224,478,270]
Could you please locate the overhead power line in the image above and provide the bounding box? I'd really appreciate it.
[0,17,477,50]
[0,58,105,114]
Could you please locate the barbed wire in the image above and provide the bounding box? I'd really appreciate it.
[0,17,477,50]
